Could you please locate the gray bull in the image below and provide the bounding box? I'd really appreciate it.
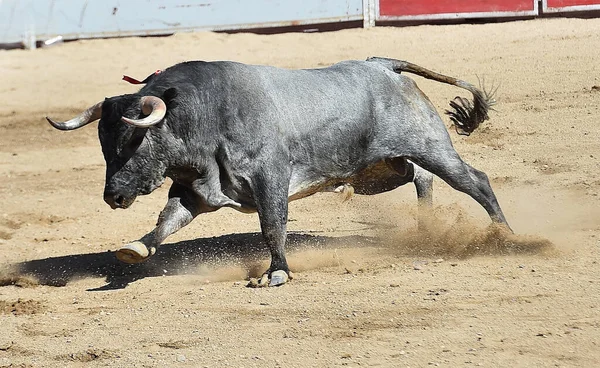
[47,57,510,286]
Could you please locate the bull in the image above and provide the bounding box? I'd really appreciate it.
[47,57,510,286]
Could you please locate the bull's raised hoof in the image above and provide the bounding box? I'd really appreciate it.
[247,270,294,288]
[115,241,156,264]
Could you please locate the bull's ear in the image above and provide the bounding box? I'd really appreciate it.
[163,88,179,109]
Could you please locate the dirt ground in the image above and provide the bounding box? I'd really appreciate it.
[1,17,599,367]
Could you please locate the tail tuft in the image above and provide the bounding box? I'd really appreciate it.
[445,84,496,136]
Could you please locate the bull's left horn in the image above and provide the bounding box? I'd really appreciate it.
[121,96,166,127]
[46,101,103,131]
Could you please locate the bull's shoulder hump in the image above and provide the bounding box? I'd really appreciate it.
[158,60,252,75]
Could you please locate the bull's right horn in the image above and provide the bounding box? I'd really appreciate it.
[46,101,103,131]
[121,96,167,127]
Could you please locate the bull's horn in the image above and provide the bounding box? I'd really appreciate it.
[121,96,166,127]
[46,101,103,131]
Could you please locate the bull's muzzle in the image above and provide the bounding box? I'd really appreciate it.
[103,191,134,209]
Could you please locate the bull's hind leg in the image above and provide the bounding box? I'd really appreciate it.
[116,183,202,263]
[388,157,434,206]
[411,162,434,229]
[415,150,511,231]
[385,157,434,228]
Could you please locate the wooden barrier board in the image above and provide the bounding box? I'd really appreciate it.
[543,0,600,12]
[378,0,538,20]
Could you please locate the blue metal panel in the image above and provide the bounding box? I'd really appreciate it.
[0,0,364,45]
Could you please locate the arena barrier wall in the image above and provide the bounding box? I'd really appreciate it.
[376,0,538,21]
[542,0,600,12]
[2,0,600,48]
[0,0,363,46]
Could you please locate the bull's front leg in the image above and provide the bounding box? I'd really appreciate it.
[115,183,203,264]
[247,169,292,287]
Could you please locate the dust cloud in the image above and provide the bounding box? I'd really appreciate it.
[0,265,39,288]
[377,205,557,259]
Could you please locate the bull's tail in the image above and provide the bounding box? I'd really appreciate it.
[367,56,496,136]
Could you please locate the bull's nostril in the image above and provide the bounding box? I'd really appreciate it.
[114,195,125,206]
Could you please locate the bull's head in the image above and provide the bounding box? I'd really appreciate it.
[46,95,170,209]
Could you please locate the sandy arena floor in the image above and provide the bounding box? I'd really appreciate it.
[1,17,599,367]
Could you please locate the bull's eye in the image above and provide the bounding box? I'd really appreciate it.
[120,134,144,157]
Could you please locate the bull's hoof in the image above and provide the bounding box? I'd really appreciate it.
[115,241,155,264]
[246,270,294,288]
[269,270,289,286]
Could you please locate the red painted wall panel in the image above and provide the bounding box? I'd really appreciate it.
[379,0,535,17]
[546,0,600,6]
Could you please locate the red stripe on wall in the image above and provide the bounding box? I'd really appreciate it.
[379,0,535,17]
[546,0,600,7]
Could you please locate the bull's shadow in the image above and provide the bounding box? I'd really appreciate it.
[8,232,375,291]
